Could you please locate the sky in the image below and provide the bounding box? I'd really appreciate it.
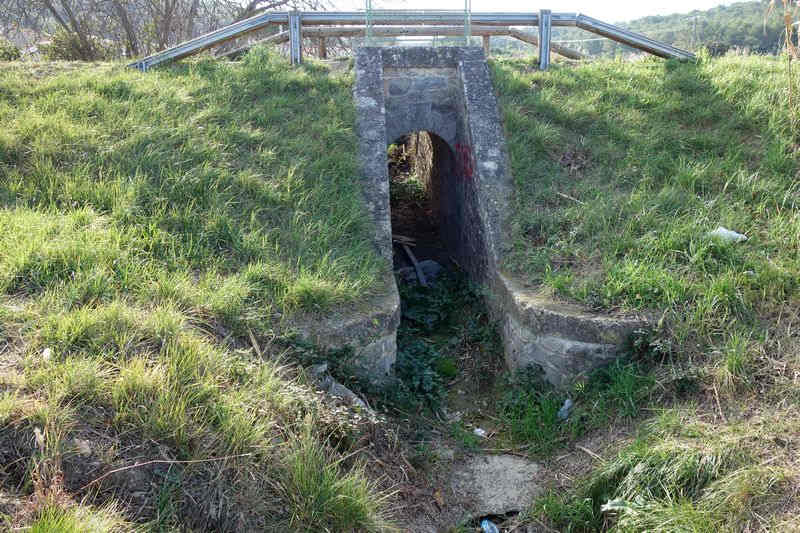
[334,0,744,23]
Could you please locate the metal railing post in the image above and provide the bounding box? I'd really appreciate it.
[289,11,302,65]
[365,0,372,45]
[464,0,471,45]
[538,9,551,70]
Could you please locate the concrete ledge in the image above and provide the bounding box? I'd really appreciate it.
[493,272,649,387]
[291,276,400,381]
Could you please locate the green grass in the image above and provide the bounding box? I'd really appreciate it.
[497,360,654,456]
[492,54,799,346]
[530,411,791,532]
[494,53,800,530]
[28,503,132,533]
[0,50,388,531]
[0,50,382,327]
[4,49,800,531]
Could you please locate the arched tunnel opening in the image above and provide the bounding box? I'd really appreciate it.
[388,131,456,282]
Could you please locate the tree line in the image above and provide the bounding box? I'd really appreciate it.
[0,0,328,60]
[488,1,796,58]
[555,1,792,57]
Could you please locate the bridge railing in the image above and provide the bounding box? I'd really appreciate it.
[363,9,473,46]
[129,10,695,72]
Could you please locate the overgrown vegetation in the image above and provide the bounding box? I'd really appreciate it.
[0,49,389,531]
[0,39,21,61]
[390,275,478,411]
[531,410,793,531]
[497,361,654,457]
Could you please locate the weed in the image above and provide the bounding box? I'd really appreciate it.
[715,331,755,393]
[498,361,654,456]
[530,413,792,532]
[449,422,482,452]
[277,421,391,532]
[529,491,595,532]
[368,273,487,412]
[28,503,131,533]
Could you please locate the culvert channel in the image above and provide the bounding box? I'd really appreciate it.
[349,46,648,387]
[389,131,454,279]
[352,47,514,380]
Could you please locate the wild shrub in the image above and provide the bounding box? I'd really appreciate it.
[40,30,114,61]
[0,39,21,61]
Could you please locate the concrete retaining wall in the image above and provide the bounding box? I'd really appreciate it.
[347,46,648,386]
[355,46,513,285]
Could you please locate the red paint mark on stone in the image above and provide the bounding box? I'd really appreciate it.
[455,142,474,181]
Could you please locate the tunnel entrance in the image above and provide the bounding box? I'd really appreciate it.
[347,47,515,383]
[388,131,455,281]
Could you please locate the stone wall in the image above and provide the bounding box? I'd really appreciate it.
[352,47,649,386]
[405,132,439,219]
[354,46,513,285]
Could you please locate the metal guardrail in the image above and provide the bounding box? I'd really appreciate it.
[539,9,552,70]
[575,14,693,60]
[129,11,286,71]
[129,10,695,72]
[363,9,473,46]
[219,25,587,61]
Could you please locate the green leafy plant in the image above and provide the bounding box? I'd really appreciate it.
[498,361,654,456]
[0,39,21,61]
[40,30,115,61]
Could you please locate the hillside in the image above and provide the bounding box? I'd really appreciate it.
[1,49,800,532]
[0,52,389,531]
[491,1,788,57]
[492,54,800,530]
[572,1,786,56]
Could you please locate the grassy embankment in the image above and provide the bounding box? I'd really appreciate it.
[0,50,390,531]
[492,53,800,530]
[3,46,800,532]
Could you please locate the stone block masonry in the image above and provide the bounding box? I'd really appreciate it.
[347,47,649,386]
[355,47,512,286]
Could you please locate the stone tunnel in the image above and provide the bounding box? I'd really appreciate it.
[354,47,512,285]
[296,47,648,388]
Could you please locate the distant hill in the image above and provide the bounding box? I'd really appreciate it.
[554,1,788,57]
[489,1,789,57]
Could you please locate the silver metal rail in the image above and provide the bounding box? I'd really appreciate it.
[575,14,694,60]
[220,25,587,61]
[130,11,287,71]
[289,11,302,64]
[129,10,694,71]
[296,11,576,26]
[538,9,552,70]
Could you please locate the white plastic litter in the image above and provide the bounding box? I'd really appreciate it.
[480,518,500,533]
[473,427,488,438]
[557,398,574,420]
[708,226,747,243]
